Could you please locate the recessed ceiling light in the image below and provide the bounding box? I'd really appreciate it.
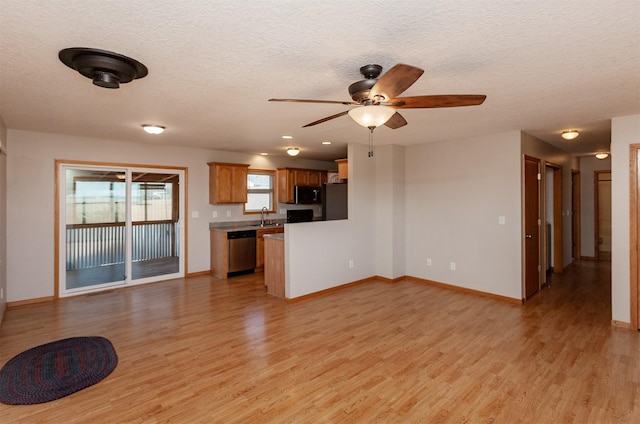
[286,147,300,156]
[260,152,269,156]
[561,130,579,140]
[282,135,293,139]
[142,125,165,135]
[322,141,332,145]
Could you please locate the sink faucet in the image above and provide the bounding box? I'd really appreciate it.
[261,207,268,227]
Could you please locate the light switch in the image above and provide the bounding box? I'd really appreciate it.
[499,216,506,225]
[191,211,199,218]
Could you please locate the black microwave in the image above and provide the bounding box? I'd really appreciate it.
[294,186,322,204]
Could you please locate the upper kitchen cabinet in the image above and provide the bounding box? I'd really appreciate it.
[277,168,327,203]
[335,159,348,180]
[208,162,250,204]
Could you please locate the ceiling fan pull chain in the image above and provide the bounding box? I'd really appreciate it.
[368,126,375,157]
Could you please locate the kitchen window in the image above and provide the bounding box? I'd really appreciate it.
[245,170,275,213]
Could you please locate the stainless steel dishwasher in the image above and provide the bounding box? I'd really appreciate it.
[227,230,256,275]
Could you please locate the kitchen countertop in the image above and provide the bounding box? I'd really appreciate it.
[209,221,285,232]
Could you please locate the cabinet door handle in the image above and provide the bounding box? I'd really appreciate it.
[525,234,533,239]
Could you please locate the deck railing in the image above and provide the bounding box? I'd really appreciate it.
[65,221,177,270]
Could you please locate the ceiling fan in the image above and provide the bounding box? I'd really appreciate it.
[269,63,486,130]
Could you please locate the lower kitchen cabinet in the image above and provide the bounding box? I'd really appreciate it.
[210,230,228,279]
[256,227,284,270]
[264,234,285,299]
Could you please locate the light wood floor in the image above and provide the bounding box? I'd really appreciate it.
[1,260,638,423]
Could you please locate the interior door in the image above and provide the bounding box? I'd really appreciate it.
[595,171,612,261]
[572,170,580,261]
[524,156,541,300]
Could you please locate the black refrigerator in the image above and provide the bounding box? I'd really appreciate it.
[322,183,348,220]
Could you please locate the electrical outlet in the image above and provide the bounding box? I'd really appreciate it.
[212,211,217,218]
[280,208,286,215]
[226,211,231,217]
[349,259,354,268]
[427,258,432,266]
[499,216,506,225]
[450,262,456,271]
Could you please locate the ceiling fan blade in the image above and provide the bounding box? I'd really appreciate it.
[384,112,408,129]
[302,110,350,127]
[389,95,487,109]
[369,64,424,101]
[269,98,358,106]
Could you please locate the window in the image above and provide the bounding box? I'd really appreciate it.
[245,170,275,213]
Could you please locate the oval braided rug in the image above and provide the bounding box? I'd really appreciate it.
[0,336,117,405]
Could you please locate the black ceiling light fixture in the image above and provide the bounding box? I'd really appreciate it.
[59,47,148,89]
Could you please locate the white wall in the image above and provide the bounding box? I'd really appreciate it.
[611,114,640,324]
[579,155,612,258]
[404,131,523,300]
[285,143,377,298]
[374,144,406,280]
[6,129,334,302]
[0,115,7,322]
[521,132,577,269]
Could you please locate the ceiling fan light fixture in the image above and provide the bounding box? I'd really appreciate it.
[561,130,579,140]
[348,105,396,128]
[286,147,300,156]
[595,152,609,160]
[142,125,165,135]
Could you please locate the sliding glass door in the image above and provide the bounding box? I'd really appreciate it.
[130,171,181,280]
[59,164,184,296]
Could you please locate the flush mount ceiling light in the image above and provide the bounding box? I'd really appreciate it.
[59,47,148,89]
[348,105,396,128]
[286,147,300,156]
[322,141,332,145]
[142,125,165,135]
[561,130,580,140]
[595,152,609,160]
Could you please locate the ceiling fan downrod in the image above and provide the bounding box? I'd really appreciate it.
[368,126,375,158]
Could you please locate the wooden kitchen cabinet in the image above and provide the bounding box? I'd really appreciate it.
[294,169,309,186]
[264,235,285,299]
[208,162,250,204]
[210,229,228,279]
[308,170,326,186]
[256,227,284,271]
[335,159,348,180]
[277,168,328,203]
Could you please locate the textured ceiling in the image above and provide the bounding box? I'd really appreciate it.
[1,1,639,161]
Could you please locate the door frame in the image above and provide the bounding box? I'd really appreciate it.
[545,162,563,273]
[629,144,640,330]
[54,160,188,298]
